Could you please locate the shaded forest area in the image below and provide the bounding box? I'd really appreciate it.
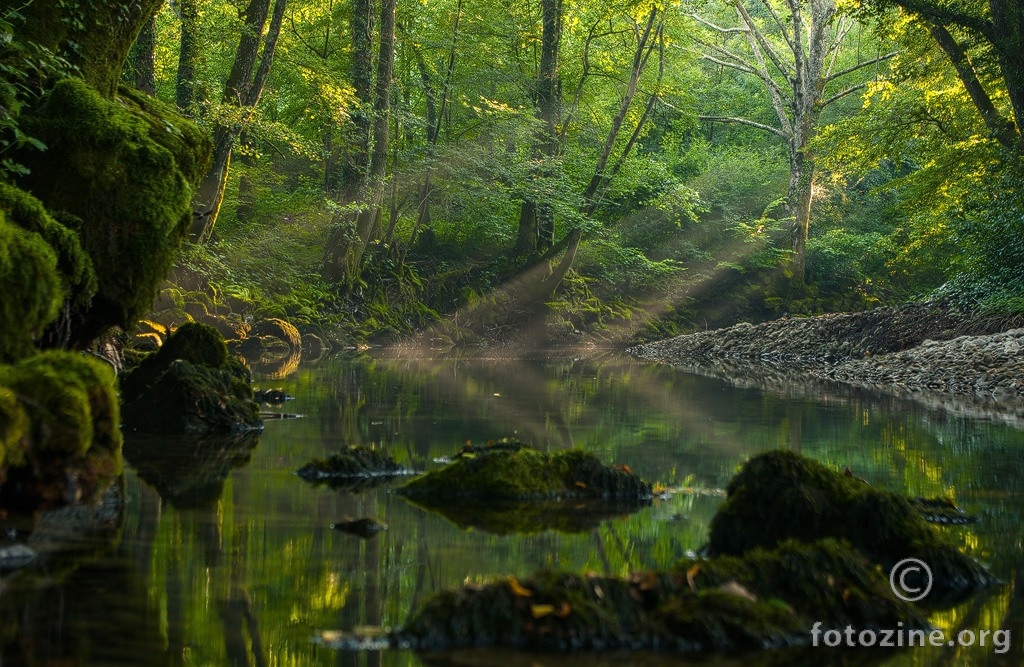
[5,0,1024,350]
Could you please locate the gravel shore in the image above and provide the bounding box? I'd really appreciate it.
[629,303,1024,420]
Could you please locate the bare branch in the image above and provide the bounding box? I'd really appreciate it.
[824,51,897,83]
[819,82,867,107]
[757,0,795,52]
[699,115,789,138]
[732,0,795,83]
[691,13,748,34]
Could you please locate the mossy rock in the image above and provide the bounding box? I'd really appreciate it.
[0,387,29,475]
[17,78,212,345]
[252,318,301,350]
[0,183,97,314]
[400,445,652,501]
[398,539,927,651]
[0,352,122,509]
[0,212,63,362]
[297,446,413,492]
[706,450,996,604]
[120,323,261,435]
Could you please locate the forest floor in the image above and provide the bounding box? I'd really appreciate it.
[629,301,1024,424]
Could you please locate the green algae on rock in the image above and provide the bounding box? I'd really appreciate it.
[400,444,652,501]
[706,450,995,603]
[120,323,261,435]
[398,539,926,652]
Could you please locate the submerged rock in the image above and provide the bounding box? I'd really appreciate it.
[706,450,996,603]
[297,446,413,491]
[332,517,388,538]
[398,539,926,652]
[120,323,262,435]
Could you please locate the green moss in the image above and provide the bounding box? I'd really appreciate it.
[399,445,652,501]
[0,183,97,311]
[18,77,212,342]
[120,324,260,435]
[0,352,120,460]
[399,539,926,651]
[0,212,62,362]
[16,351,121,456]
[297,445,411,491]
[0,358,92,458]
[0,387,29,470]
[158,322,229,369]
[707,450,995,603]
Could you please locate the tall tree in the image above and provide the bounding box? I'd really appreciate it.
[516,0,563,256]
[322,0,398,284]
[126,14,158,95]
[695,0,894,283]
[866,0,1022,149]
[176,0,202,111]
[190,0,287,243]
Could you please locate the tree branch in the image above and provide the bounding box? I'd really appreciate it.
[824,51,897,83]
[820,81,868,107]
[699,115,789,138]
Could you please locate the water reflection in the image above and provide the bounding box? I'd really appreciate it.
[1,351,1023,665]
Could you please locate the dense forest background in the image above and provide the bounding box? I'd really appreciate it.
[7,0,1024,347]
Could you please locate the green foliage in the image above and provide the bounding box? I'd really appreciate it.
[0,211,62,362]
[942,160,1024,312]
[0,7,70,179]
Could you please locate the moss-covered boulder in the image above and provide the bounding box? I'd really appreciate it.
[0,212,63,362]
[297,446,413,491]
[0,183,97,317]
[400,443,652,501]
[120,323,262,435]
[0,352,122,508]
[17,78,211,345]
[397,539,927,651]
[706,450,995,603]
[403,496,650,535]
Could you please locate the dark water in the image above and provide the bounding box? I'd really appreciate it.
[3,351,1024,666]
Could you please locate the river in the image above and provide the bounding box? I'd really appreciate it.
[2,351,1022,665]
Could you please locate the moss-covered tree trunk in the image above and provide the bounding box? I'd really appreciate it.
[176,0,202,111]
[14,0,165,97]
[126,15,157,95]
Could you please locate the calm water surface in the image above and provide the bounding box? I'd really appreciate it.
[2,351,1023,666]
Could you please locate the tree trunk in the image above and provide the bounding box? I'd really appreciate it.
[16,0,165,97]
[189,0,287,243]
[323,0,397,284]
[177,0,201,110]
[126,15,157,95]
[516,0,562,256]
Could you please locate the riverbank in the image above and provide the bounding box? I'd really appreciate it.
[629,302,1024,422]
